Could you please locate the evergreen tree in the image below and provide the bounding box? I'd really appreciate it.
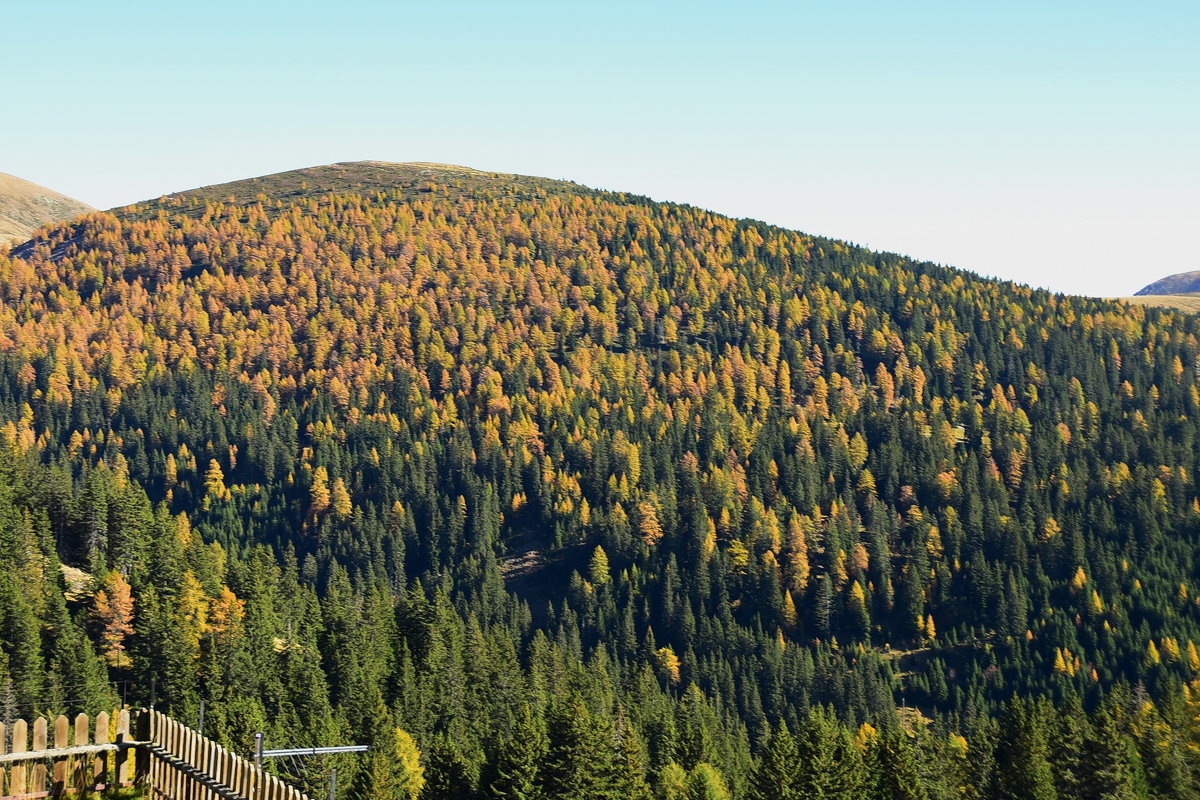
[1051,697,1089,798]
[993,699,1057,800]
[422,733,477,800]
[748,726,801,800]
[489,703,545,800]
[873,731,928,800]
[792,707,869,799]
[685,763,730,800]
[657,763,689,800]
[539,695,605,800]
[1080,710,1145,800]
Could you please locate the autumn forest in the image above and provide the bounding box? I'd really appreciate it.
[0,163,1198,798]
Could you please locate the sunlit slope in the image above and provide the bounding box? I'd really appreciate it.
[3,161,1200,739]
[147,161,592,208]
[0,171,93,245]
[1135,270,1200,296]
[1119,294,1200,314]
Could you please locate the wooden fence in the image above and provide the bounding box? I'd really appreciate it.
[0,710,132,797]
[0,710,309,800]
[138,710,309,800]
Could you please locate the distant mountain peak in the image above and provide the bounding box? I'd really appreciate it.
[1135,270,1200,296]
[0,172,93,246]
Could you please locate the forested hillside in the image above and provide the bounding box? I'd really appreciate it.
[1,163,1199,798]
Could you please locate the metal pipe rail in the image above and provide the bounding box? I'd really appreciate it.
[259,745,369,758]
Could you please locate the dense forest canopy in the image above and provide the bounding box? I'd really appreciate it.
[0,163,1198,798]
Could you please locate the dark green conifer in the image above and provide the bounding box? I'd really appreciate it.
[748,726,800,800]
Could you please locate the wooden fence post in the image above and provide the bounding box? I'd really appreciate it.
[217,745,230,797]
[189,728,199,800]
[52,714,69,789]
[31,716,47,791]
[115,708,131,786]
[231,737,245,797]
[135,709,151,789]
[166,716,178,800]
[175,717,186,800]
[10,718,27,795]
[223,739,235,796]
[202,730,216,800]
[0,721,7,796]
[73,713,90,792]
[231,740,245,797]
[95,710,110,790]
[181,722,191,800]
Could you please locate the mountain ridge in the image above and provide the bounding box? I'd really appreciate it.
[1135,269,1200,296]
[145,160,591,208]
[0,171,93,246]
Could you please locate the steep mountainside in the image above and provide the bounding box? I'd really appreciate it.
[0,172,93,245]
[1136,270,1200,296]
[1,164,1199,798]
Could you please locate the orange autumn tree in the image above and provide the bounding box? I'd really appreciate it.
[93,570,135,667]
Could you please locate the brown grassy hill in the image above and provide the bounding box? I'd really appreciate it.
[150,161,591,208]
[1117,294,1200,314]
[0,172,93,246]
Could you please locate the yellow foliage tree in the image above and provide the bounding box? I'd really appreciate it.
[204,459,229,502]
[589,545,611,586]
[1071,566,1088,591]
[332,477,353,518]
[781,589,797,629]
[209,585,246,639]
[655,646,681,684]
[310,465,331,516]
[394,727,425,800]
[785,516,810,591]
[638,500,663,547]
[1146,640,1162,667]
[177,570,209,657]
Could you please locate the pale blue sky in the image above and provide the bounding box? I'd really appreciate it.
[4,0,1196,296]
